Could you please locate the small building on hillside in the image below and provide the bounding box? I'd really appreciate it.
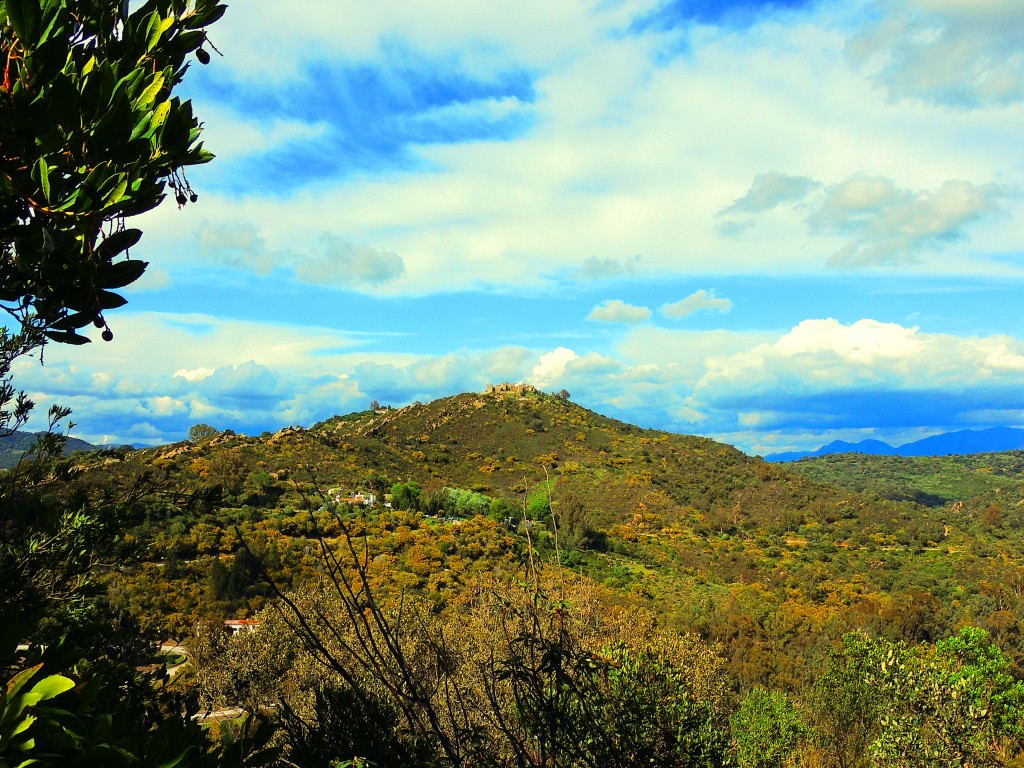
[224,619,261,635]
[327,488,377,506]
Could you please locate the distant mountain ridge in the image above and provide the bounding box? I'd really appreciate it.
[0,430,99,469]
[765,426,1024,462]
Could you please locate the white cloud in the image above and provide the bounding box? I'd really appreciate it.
[527,347,580,388]
[719,172,819,214]
[195,106,330,161]
[586,299,652,324]
[197,221,275,274]
[297,235,405,286]
[811,177,1006,267]
[661,290,733,319]
[983,344,1024,372]
[848,0,1024,107]
[174,367,215,383]
[204,0,628,87]
[194,224,404,286]
[146,396,187,418]
[721,172,1010,269]
[34,312,367,386]
[128,0,1023,297]
[15,312,1024,453]
[571,255,644,280]
[199,362,288,408]
[773,318,924,363]
[17,1,1024,455]
[691,318,1024,404]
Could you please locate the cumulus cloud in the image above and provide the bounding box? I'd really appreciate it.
[586,299,652,324]
[296,235,405,286]
[355,353,493,404]
[527,347,580,388]
[124,0,1023,297]
[692,319,1024,424]
[719,172,819,215]
[174,367,215,383]
[197,222,276,274]
[194,224,404,287]
[19,360,367,445]
[18,309,1024,455]
[848,0,1024,107]
[675,319,1024,450]
[353,362,417,404]
[14,311,367,428]
[572,255,643,280]
[723,171,1009,268]
[811,177,1006,267]
[661,290,733,319]
[697,318,929,397]
[198,362,287,408]
[983,344,1024,372]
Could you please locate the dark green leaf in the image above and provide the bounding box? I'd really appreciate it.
[48,74,81,132]
[36,158,50,203]
[48,311,95,331]
[96,229,143,260]
[6,0,41,44]
[204,5,227,26]
[95,289,128,310]
[97,259,148,290]
[43,329,91,345]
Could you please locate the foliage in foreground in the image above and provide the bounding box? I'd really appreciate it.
[198,574,732,768]
[1,0,222,342]
[187,500,1024,768]
[0,1,279,762]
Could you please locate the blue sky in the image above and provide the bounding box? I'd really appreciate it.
[16,0,1024,455]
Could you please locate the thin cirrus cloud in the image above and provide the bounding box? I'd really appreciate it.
[193,49,538,190]
[685,318,1024,450]
[140,0,1024,302]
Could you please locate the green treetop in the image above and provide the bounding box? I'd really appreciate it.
[1,0,225,344]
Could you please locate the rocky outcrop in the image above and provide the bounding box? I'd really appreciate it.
[484,383,537,396]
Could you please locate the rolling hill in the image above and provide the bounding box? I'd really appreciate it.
[50,384,1024,693]
[0,429,99,469]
